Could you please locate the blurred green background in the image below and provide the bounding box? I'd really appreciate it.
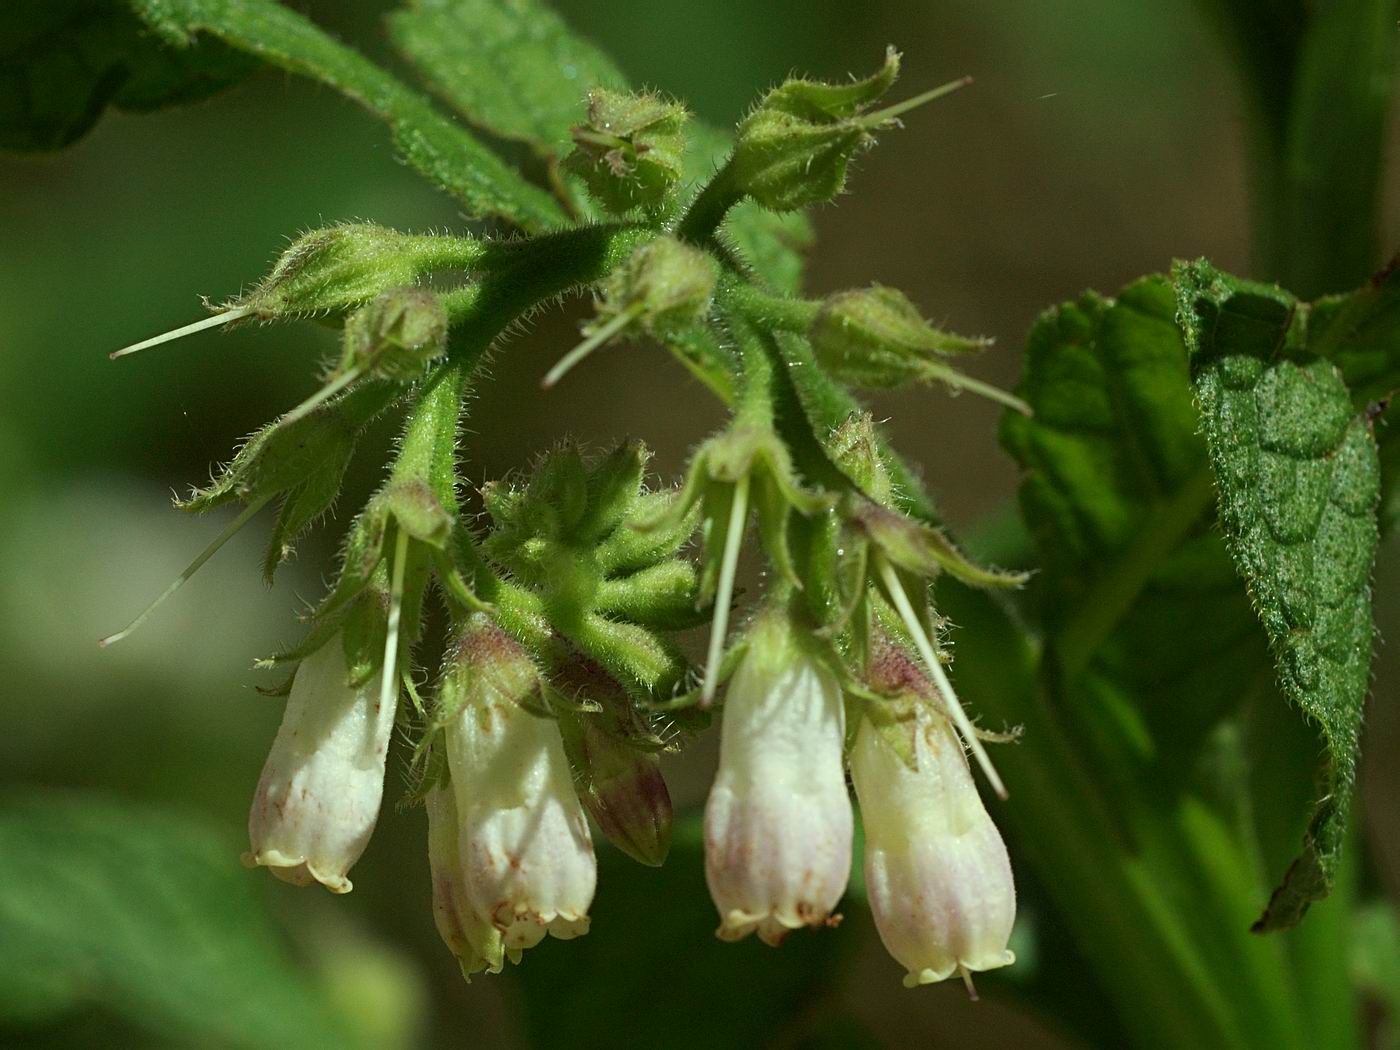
[3,1,1399,1047]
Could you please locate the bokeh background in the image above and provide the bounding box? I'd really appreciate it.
[3,1,1399,1047]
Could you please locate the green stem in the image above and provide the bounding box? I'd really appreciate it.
[676,158,745,247]
[727,284,822,333]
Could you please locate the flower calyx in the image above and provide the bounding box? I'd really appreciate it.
[644,418,831,703]
[543,236,717,388]
[564,89,690,217]
[728,48,969,213]
[341,286,449,382]
[232,223,483,321]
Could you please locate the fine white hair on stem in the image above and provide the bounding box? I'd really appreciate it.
[111,305,252,360]
[876,555,1007,800]
[702,472,750,705]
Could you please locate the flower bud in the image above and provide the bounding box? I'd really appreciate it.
[850,708,1016,987]
[236,223,482,319]
[443,619,596,951]
[600,236,717,336]
[343,287,448,381]
[565,89,689,215]
[426,784,507,979]
[810,286,989,388]
[244,636,396,892]
[554,658,674,867]
[704,612,853,945]
[729,49,899,212]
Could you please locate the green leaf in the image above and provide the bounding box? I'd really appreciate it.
[0,0,256,151]
[0,791,357,1049]
[1308,258,1400,532]
[1175,258,1379,930]
[998,275,1359,1045]
[1000,276,1265,769]
[130,0,565,229]
[388,0,625,157]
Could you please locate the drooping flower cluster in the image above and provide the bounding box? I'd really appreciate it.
[105,48,1025,991]
[702,608,1016,987]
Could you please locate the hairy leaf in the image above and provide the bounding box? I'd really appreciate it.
[130,0,565,228]
[0,792,356,1048]
[388,0,625,156]
[0,0,256,151]
[1309,259,1400,532]
[1001,276,1265,770]
[1175,259,1379,930]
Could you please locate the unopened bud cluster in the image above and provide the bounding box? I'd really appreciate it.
[108,47,1025,993]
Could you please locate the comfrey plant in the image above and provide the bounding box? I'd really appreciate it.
[33,0,1400,1045]
[101,23,1024,988]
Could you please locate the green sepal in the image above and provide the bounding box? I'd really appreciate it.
[847,497,1028,589]
[810,285,989,388]
[433,523,496,618]
[570,614,688,698]
[342,286,448,381]
[381,478,454,549]
[564,89,690,216]
[647,422,831,602]
[179,380,395,515]
[760,47,901,122]
[729,47,900,212]
[260,463,345,582]
[824,412,893,505]
[340,576,391,688]
[231,223,483,320]
[484,443,591,571]
[313,487,391,615]
[576,439,650,544]
[597,236,717,335]
[254,613,343,671]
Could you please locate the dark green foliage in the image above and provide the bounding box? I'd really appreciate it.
[389,0,626,157]
[1176,259,1380,929]
[0,0,255,151]
[134,0,567,227]
[0,792,357,1049]
[1001,277,1266,767]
